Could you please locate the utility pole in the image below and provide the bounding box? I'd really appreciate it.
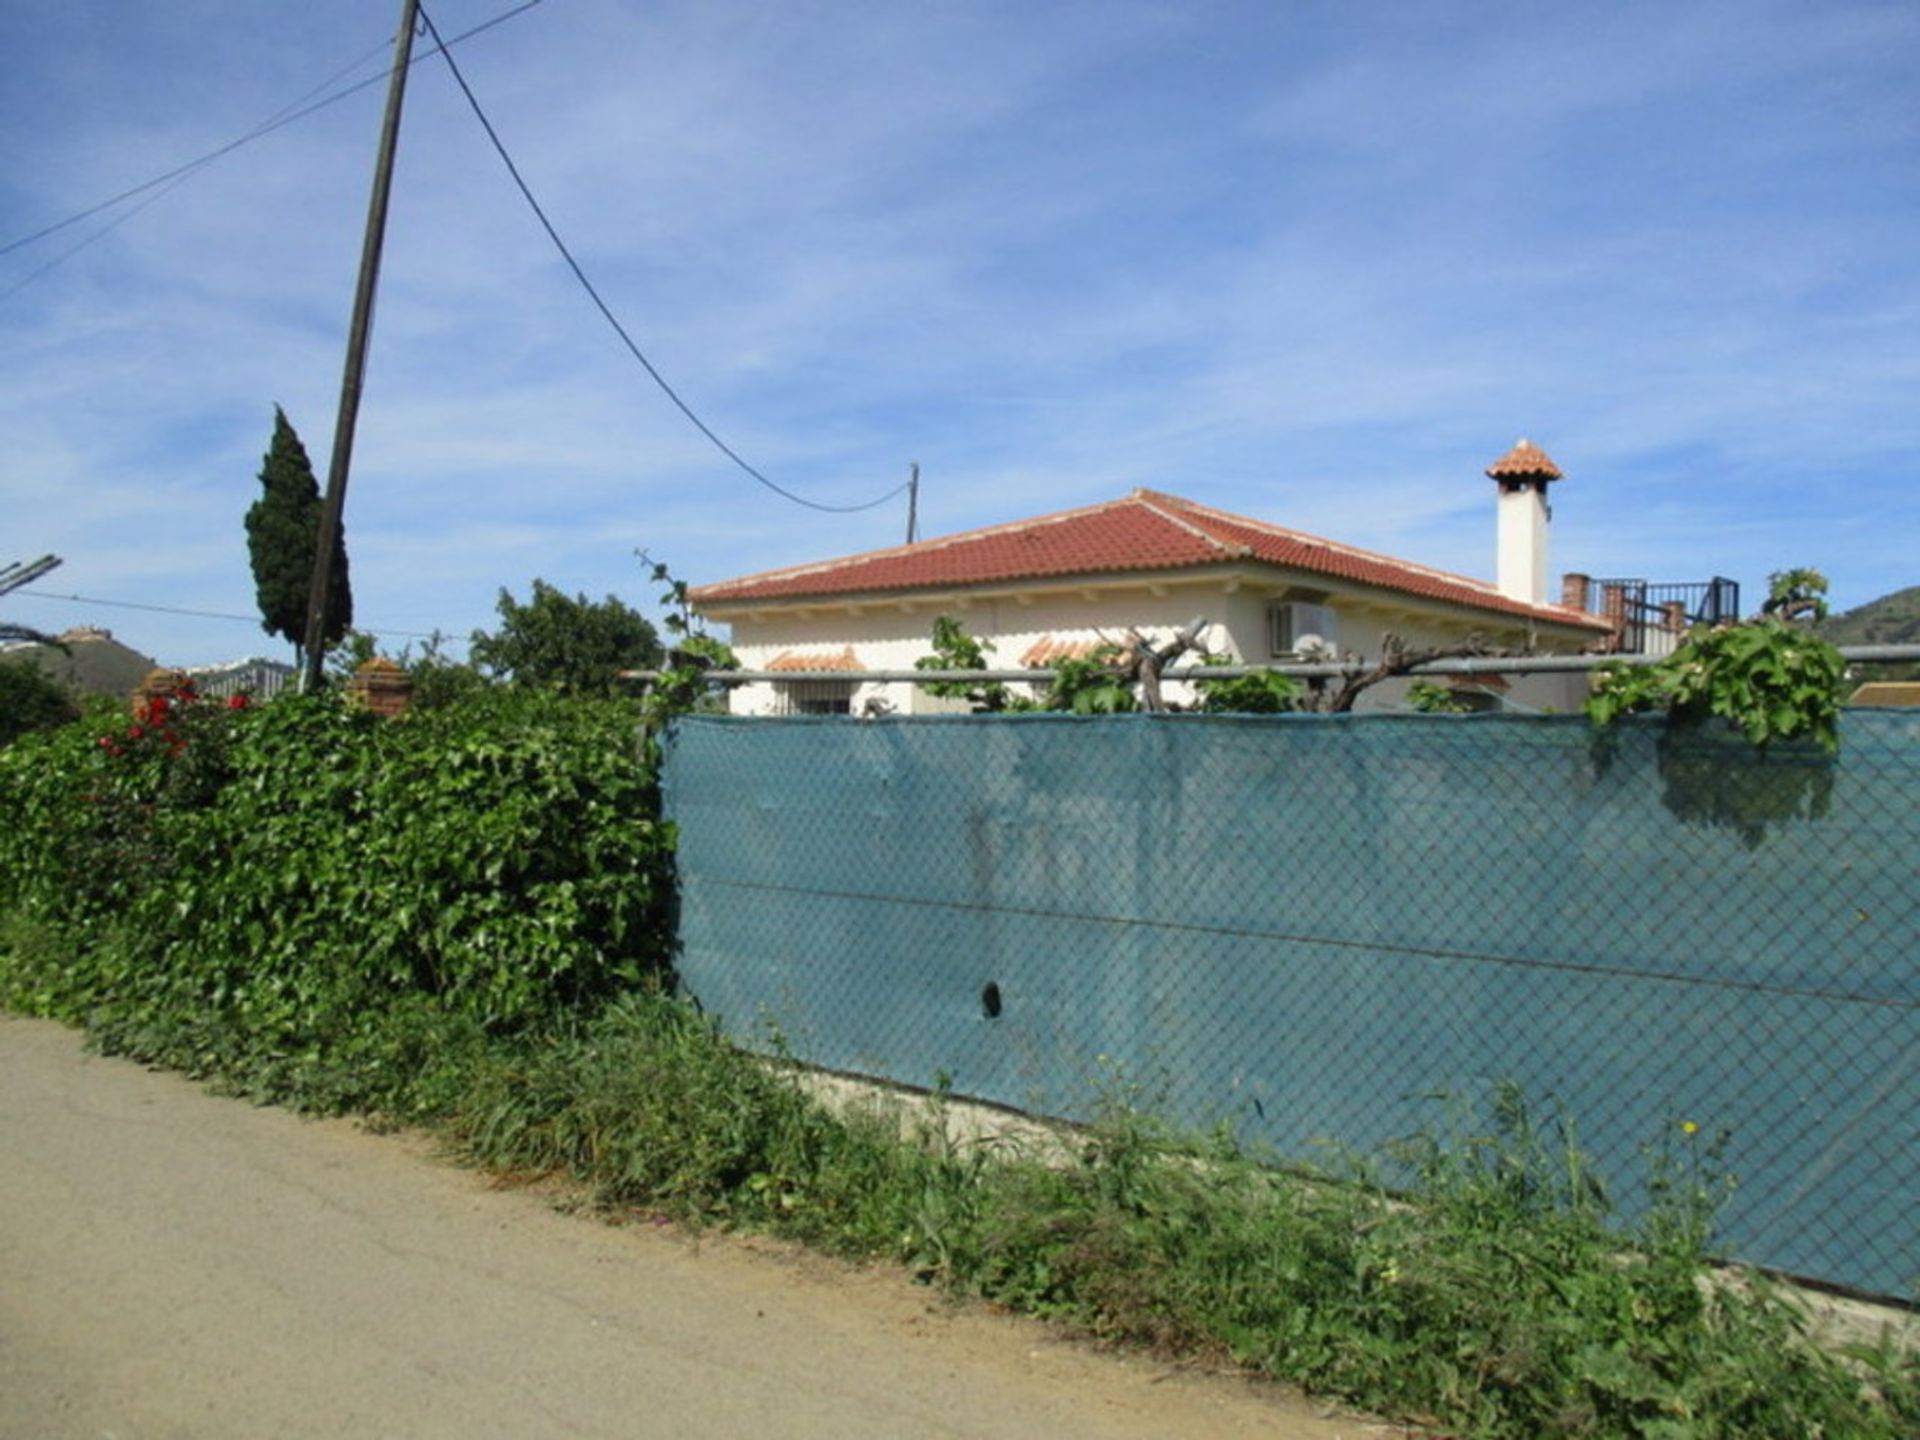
[300,0,420,692]
[905,462,920,545]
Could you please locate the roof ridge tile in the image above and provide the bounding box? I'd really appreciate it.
[1165,493,1523,602]
[1129,492,1251,559]
[692,487,1612,633]
[690,492,1137,599]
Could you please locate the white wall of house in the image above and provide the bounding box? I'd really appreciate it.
[709,567,1599,716]
[725,585,1224,715]
[1214,586,1592,713]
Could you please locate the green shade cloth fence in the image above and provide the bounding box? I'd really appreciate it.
[662,711,1919,1299]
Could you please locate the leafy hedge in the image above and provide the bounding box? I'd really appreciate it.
[5,682,1915,1436]
[0,657,82,747]
[0,684,672,1108]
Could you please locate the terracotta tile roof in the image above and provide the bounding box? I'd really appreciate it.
[1485,438,1563,481]
[692,489,1610,632]
[766,647,863,672]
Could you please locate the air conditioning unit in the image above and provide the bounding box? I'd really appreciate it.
[1269,601,1337,657]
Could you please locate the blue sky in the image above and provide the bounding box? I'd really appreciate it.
[3,0,1915,665]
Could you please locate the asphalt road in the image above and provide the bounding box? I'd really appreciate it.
[0,1017,1398,1439]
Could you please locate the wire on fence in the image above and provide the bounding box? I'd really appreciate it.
[662,708,1920,1302]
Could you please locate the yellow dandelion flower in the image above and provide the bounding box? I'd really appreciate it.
[1680,1120,1699,1136]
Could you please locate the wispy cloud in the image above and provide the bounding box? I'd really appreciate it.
[2,0,1915,664]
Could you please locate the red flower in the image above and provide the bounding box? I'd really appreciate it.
[227,694,251,711]
[127,724,144,740]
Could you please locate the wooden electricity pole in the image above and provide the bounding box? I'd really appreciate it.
[300,0,420,691]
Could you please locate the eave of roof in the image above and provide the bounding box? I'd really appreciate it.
[690,489,1611,633]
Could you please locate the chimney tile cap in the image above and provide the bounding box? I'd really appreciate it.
[1486,438,1564,481]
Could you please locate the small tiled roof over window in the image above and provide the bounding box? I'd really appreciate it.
[1018,636,1110,667]
[766,648,864,672]
[691,489,1608,632]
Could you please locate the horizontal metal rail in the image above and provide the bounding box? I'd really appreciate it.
[624,643,1920,686]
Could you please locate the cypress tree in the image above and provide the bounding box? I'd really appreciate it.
[244,406,351,662]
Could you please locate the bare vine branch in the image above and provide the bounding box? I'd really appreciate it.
[1304,632,1517,713]
[1120,616,1212,713]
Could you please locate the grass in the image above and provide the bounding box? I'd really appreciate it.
[413,995,1919,1438]
[4,952,1914,1438]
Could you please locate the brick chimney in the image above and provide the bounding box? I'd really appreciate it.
[1487,439,1563,605]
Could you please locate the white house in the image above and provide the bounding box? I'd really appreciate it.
[690,441,1620,715]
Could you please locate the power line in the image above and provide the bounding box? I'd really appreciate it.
[2,33,402,302]
[2,170,204,303]
[0,0,548,262]
[15,589,441,641]
[416,2,912,517]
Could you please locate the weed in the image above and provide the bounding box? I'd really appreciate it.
[3,681,1913,1437]
[421,1007,1919,1438]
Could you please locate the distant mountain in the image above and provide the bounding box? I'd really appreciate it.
[0,626,157,699]
[1822,586,1920,647]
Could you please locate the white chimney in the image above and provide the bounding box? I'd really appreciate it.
[1486,438,1563,604]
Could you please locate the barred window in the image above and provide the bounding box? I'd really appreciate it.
[775,680,854,716]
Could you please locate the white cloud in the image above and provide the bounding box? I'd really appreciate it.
[2,0,1915,666]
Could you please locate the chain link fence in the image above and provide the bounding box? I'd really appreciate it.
[661,708,1919,1300]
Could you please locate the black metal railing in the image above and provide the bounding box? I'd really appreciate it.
[1575,577,1741,654]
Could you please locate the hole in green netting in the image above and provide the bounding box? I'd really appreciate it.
[981,982,1003,1019]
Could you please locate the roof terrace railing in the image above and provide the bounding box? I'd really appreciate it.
[1569,577,1742,655]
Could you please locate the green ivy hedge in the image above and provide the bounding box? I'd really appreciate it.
[0,685,673,1107]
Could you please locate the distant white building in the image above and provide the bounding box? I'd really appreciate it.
[185,656,296,700]
[691,441,1623,715]
[0,632,300,703]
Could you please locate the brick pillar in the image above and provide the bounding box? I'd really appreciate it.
[1560,572,1591,611]
[348,657,414,718]
[1599,583,1629,653]
[1660,600,1689,635]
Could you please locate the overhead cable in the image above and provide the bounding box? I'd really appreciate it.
[416,2,911,516]
[1,32,403,302]
[0,0,549,261]
[16,588,441,641]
